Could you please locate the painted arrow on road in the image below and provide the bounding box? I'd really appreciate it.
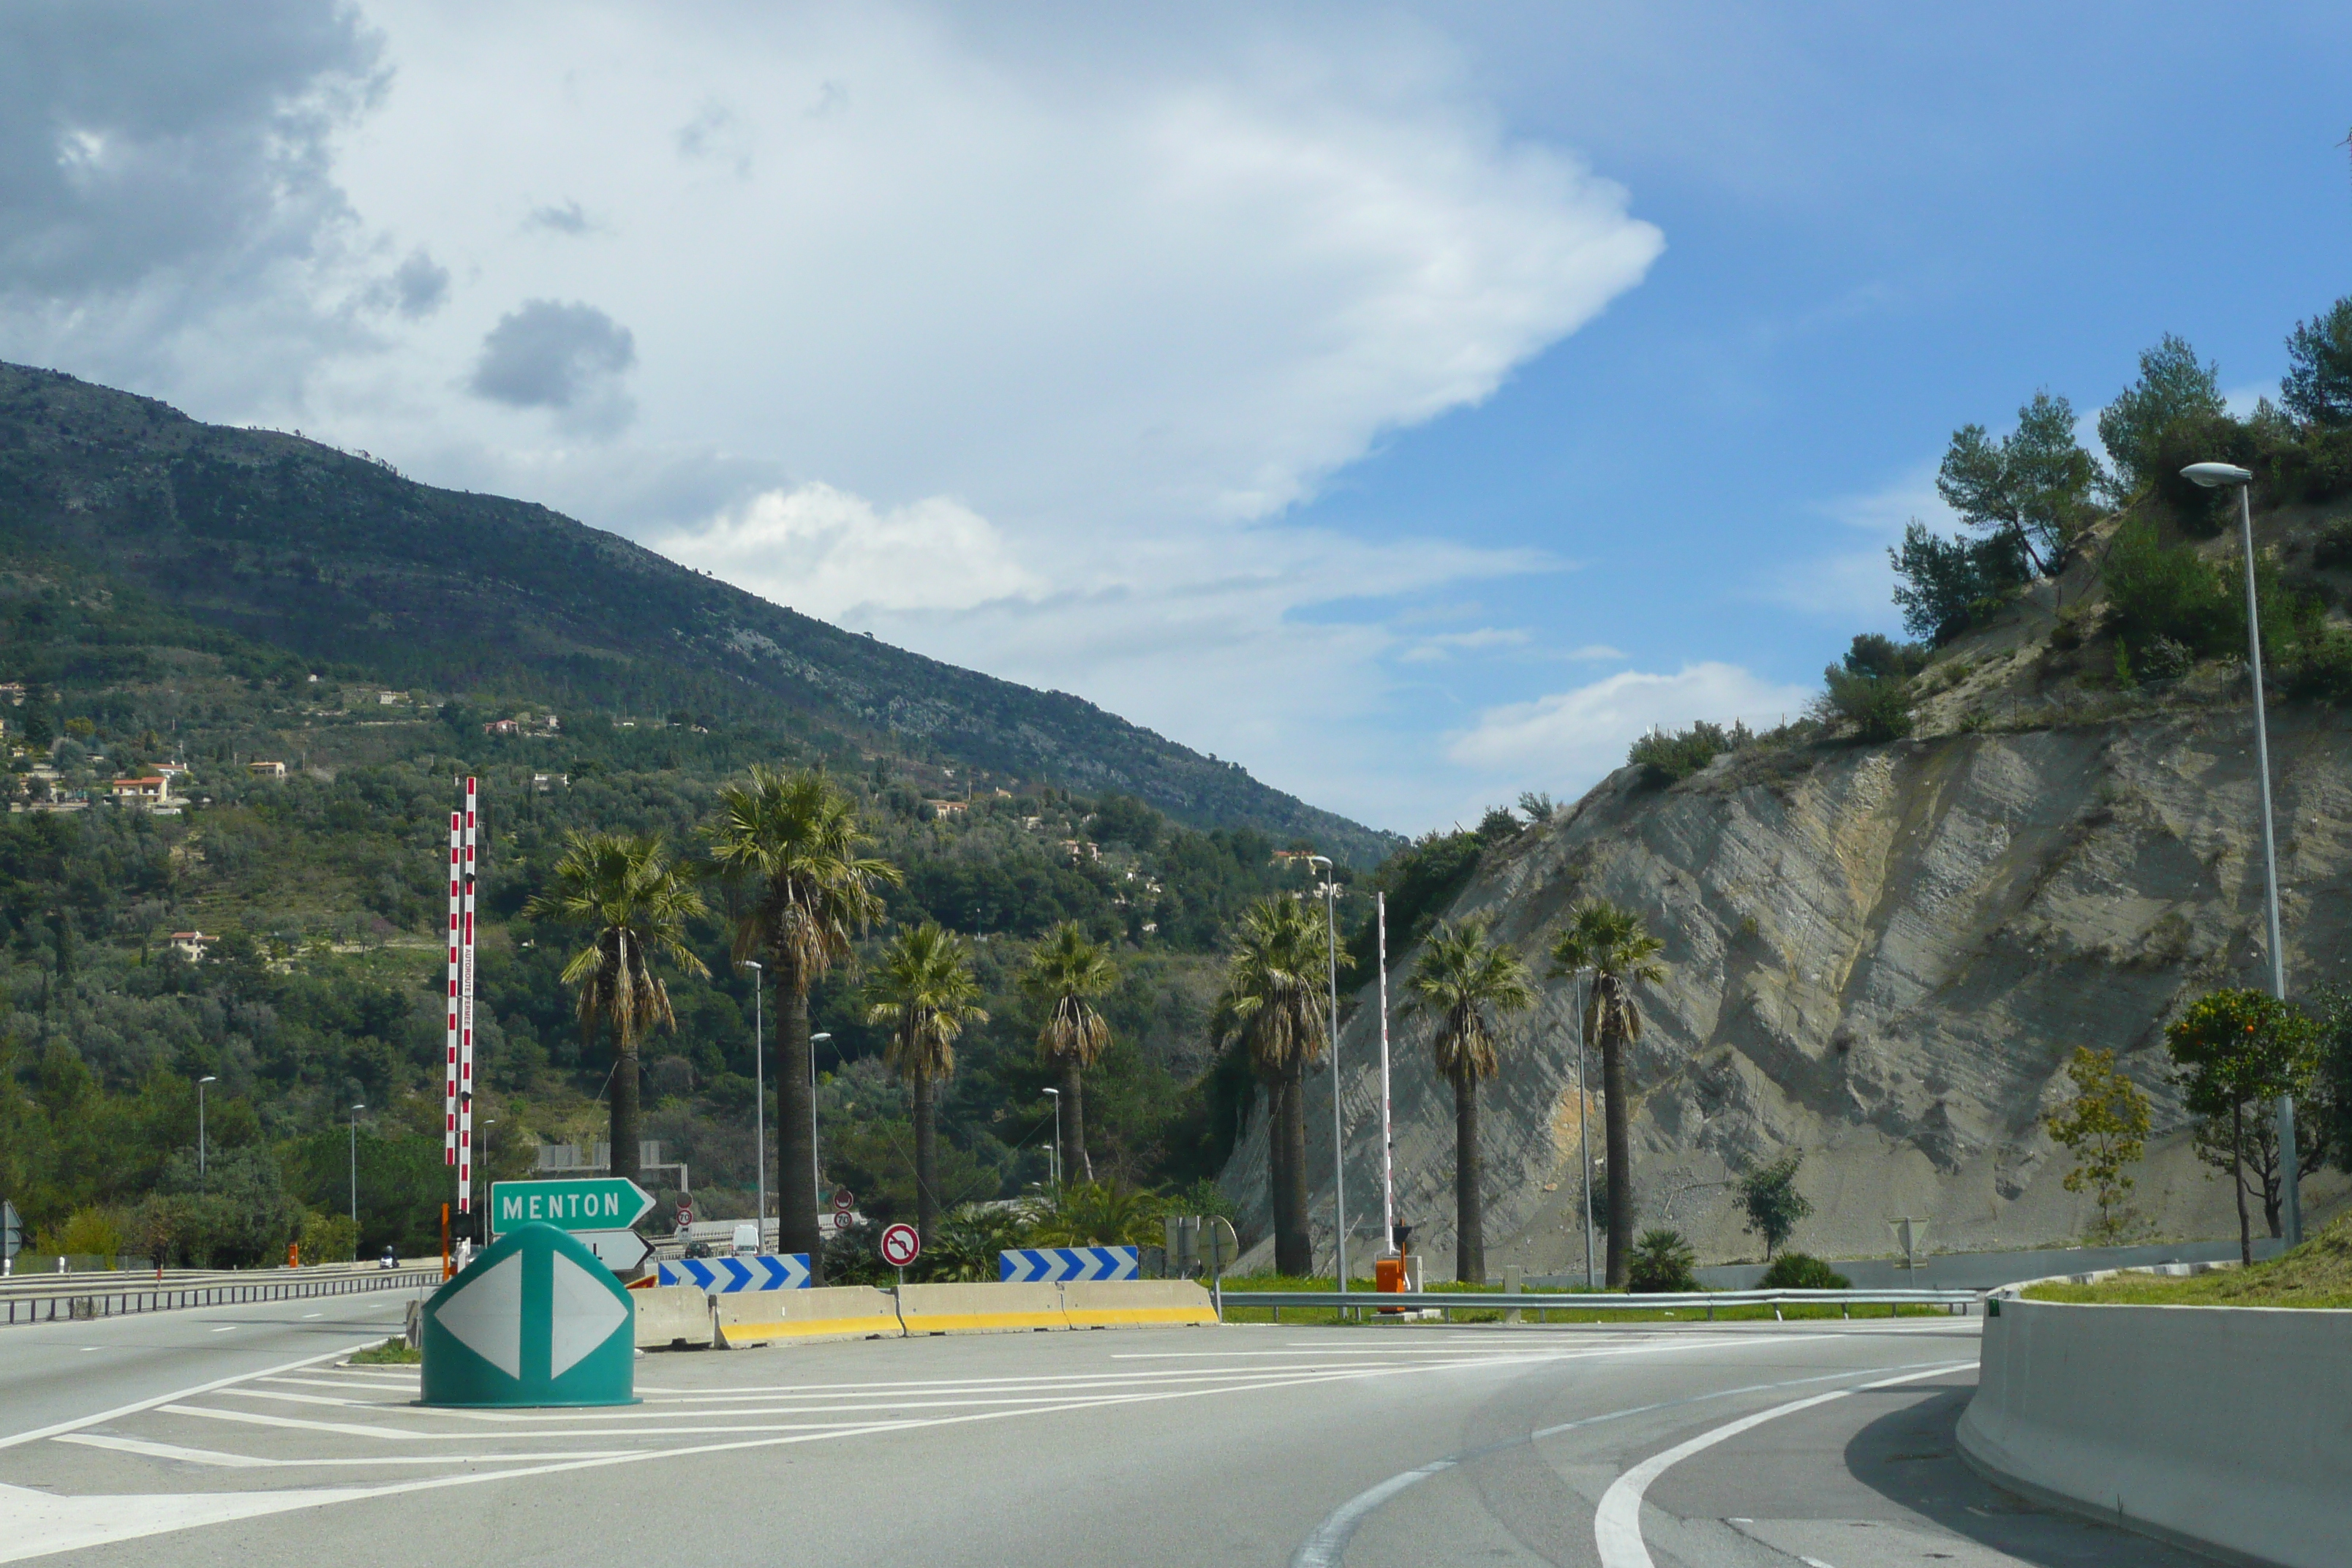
[999,1246,1139,1284]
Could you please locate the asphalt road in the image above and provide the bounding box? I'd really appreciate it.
[0,1300,2198,1567]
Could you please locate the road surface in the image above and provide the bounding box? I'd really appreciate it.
[0,1294,2196,1566]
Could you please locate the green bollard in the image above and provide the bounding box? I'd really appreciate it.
[419,1222,638,1408]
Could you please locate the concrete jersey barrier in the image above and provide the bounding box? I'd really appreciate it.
[633,1284,716,1349]
[1062,1279,1215,1328]
[897,1281,1068,1334]
[715,1285,902,1345]
[1959,1295,2352,1568]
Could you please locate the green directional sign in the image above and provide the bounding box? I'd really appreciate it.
[489,1176,653,1238]
[420,1222,636,1409]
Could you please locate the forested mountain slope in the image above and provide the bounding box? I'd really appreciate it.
[0,360,1390,863]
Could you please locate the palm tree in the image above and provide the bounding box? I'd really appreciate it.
[865,922,987,1244]
[1548,900,1668,1288]
[1020,922,1117,1185]
[1403,919,1535,1284]
[1213,895,1332,1276]
[704,766,900,1280]
[523,832,708,1191]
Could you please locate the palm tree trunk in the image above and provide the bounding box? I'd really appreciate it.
[1603,1028,1633,1289]
[610,1035,641,1191]
[1264,1075,1292,1267]
[2233,1100,2250,1267]
[776,952,823,1283]
[1059,1057,1090,1185]
[1276,1058,1312,1277]
[1454,1068,1483,1284]
[913,1066,938,1244]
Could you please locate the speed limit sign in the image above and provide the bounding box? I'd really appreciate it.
[879,1223,921,1268]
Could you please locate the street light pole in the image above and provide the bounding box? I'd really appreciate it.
[197,1076,217,1180]
[1043,1088,1062,1199]
[744,960,766,1242]
[808,1032,831,1240]
[2185,461,2301,1248]
[350,1104,365,1227]
[1308,855,1345,1290]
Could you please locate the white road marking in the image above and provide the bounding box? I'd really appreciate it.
[1288,1360,1963,1568]
[1591,1362,1972,1567]
[301,1313,322,1319]
[58,1435,643,1468]
[0,1339,383,1452]
[208,1327,237,1334]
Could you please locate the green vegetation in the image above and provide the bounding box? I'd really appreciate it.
[1550,901,1667,1287]
[1627,720,1754,784]
[1757,1252,1849,1290]
[2045,1046,2150,1243]
[1937,391,2102,578]
[1021,922,1117,1189]
[2167,990,2320,1265]
[867,923,987,1243]
[1402,918,1535,1284]
[349,1338,422,1365]
[1625,1227,1698,1292]
[1737,1150,1812,1259]
[1212,896,1338,1276]
[2097,334,2226,500]
[2022,1211,2352,1308]
[1813,635,1923,742]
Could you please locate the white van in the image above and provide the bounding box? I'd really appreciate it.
[731,1222,760,1255]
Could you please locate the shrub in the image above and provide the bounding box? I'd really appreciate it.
[1738,1150,1813,1258]
[1627,720,1753,785]
[2138,635,2193,682]
[1627,1227,1699,1292]
[1841,633,1929,682]
[2103,516,2239,656]
[1814,668,1912,742]
[2313,521,2352,572]
[1757,1252,1851,1290]
[2283,629,2352,705]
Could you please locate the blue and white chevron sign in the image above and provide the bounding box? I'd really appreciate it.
[657,1253,811,1292]
[998,1245,1139,1284]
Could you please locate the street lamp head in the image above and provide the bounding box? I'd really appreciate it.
[2182,461,2253,489]
[810,1031,832,1043]
[1042,1087,1060,1098]
[352,1103,365,1112]
[198,1075,217,1085]
[741,959,761,972]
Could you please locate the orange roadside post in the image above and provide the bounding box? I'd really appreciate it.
[441,1203,452,1279]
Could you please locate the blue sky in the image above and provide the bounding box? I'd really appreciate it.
[3,2,2348,832]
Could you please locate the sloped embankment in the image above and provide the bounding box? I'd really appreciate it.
[1225,705,2352,1274]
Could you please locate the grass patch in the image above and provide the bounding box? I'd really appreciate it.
[2021,1215,2352,1308]
[348,1337,421,1364]
[1208,1273,1950,1327]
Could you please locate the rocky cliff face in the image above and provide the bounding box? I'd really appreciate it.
[1223,702,2352,1275]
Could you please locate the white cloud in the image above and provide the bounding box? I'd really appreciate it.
[655,482,1036,619]
[1567,643,1627,661]
[0,1,1665,833]
[1448,661,1814,787]
[1398,626,1530,663]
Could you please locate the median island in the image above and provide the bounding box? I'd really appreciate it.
[2020,1213,2352,1308]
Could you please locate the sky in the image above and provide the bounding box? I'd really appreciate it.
[3,3,2349,833]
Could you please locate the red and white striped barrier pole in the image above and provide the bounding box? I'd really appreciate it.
[458,776,478,1213]
[444,811,461,1166]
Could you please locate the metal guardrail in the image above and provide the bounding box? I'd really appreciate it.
[0,1267,443,1326]
[1213,1286,1981,1322]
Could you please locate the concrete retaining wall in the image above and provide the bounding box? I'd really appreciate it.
[897,1282,1068,1334]
[633,1284,717,1349]
[1959,1296,2352,1567]
[1062,1280,1216,1328]
[715,1286,902,1345]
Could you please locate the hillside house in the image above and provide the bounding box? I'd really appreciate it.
[110,776,171,806]
[927,799,970,818]
[483,719,520,736]
[248,761,287,778]
[168,931,208,962]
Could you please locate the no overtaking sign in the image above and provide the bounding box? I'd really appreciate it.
[489,1177,655,1238]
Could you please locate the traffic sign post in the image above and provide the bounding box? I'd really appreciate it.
[832,1188,854,1214]
[420,1222,636,1408]
[1201,1215,1238,1320]
[489,1177,654,1238]
[879,1222,919,1292]
[1,1201,19,1277]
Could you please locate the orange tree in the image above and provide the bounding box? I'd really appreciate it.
[2165,990,2318,1264]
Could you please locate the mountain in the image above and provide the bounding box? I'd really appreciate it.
[1226,489,2352,1273]
[0,361,1394,864]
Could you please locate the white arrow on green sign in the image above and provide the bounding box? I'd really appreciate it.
[489,1177,654,1238]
